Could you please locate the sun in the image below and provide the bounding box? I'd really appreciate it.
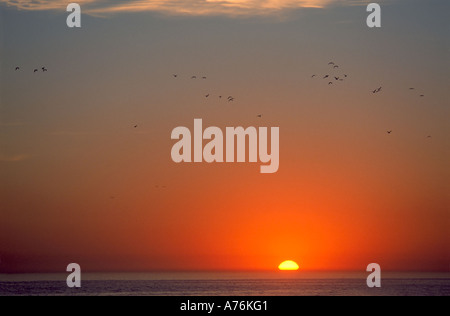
[278,260,299,271]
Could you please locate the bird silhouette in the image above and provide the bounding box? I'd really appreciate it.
[311,75,316,78]
[387,131,392,134]
[334,77,340,81]
[333,65,339,69]
[134,125,138,128]
[33,69,38,73]
[173,74,178,78]
[328,82,333,85]
[15,67,20,71]
[420,95,425,97]
[42,67,48,72]
[328,62,335,65]
[323,75,329,79]
[372,87,382,93]
[205,94,210,98]
[257,115,262,118]
[202,76,207,79]
[191,76,197,79]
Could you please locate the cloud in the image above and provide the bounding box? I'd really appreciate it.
[0,0,367,17]
[0,153,29,162]
[0,0,97,11]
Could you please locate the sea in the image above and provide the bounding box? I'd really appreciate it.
[0,272,449,296]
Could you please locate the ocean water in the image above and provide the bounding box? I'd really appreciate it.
[0,272,449,296]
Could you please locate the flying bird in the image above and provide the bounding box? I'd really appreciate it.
[420,95,425,97]
[134,125,138,128]
[328,62,335,65]
[202,76,207,79]
[333,65,339,69]
[257,115,262,118]
[328,82,333,85]
[173,74,178,78]
[334,77,340,81]
[33,69,38,73]
[387,131,392,134]
[191,76,197,79]
[205,94,210,98]
[311,75,316,78]
[42,67,48,72]
[373,87,382,93]
[323,75,329,79]
[15,67,20,71]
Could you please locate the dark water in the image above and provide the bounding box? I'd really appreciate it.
[1,272,449,296]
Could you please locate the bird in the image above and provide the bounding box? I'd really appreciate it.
[311,75,316,78]
[334,77,340,81]
[15,67,20,71]
[257,115,262,118]
[205,94,210,98]
[134,125,138,128]
[333,65,339,69]
[420,94,425,97]
[202,76,207,79]
[328,82,333,85]
[42,67,48,72]
[409,88,415,90]
[328,62,335,65]
[191,76,197,79]
[373,87,382,93]
[219,96,222,99]
[33,69,38,73]
[344,74,348,78]
[387,131,392,134]
[173,74,178,78]
[228,97,235,102]
[323,75,329,79]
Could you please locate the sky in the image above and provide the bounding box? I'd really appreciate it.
[0,0,449,273]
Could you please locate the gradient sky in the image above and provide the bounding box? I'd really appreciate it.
[0,0,449,273]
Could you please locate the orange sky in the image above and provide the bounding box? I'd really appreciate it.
[0,0,449,273]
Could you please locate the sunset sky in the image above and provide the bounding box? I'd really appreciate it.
[0,0,449,273]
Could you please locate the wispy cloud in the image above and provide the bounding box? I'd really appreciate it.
[0,0,372,17]
[0,153,29,162]
[0,120,26,127]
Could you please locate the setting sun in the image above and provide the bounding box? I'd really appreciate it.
[278,260,300,271]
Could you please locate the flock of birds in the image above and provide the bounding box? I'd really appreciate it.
[12,63,431,138]
[172,73,237,103]
[312,61,431,137]
[312,62,349,86]
[15,66,48,73]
